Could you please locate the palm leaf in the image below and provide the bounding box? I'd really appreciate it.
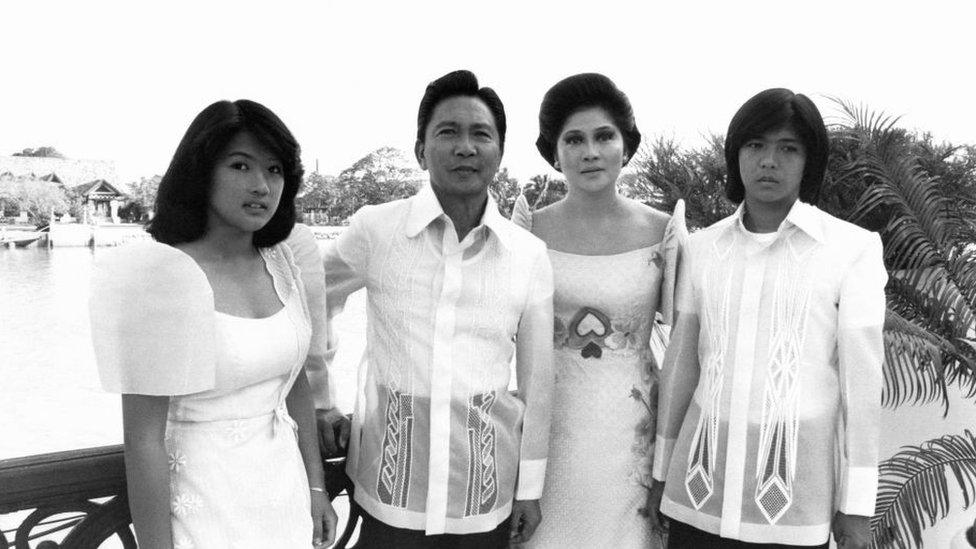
[829,98,976,402]
[871,430,976,548]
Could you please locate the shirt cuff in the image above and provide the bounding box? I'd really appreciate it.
[516,458,547,500]
[838,466,878,516]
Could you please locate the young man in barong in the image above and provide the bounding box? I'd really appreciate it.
[649,88,886,549]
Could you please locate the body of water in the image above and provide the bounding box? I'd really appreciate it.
[1,245,973,545]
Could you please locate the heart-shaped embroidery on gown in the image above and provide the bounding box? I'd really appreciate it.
[581,341,603,359]
[575,311,607,337]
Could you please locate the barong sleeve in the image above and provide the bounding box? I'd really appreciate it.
[514,249,555,500]
[286,223,336,410]
[835,233,886,516]
[319,210,370,409]
[510,194,533,232]
[653,235,701,482]
[89,241,216,396]
[658,200,688,325]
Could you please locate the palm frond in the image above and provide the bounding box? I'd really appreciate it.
[871,430,976,549]
[882,309,951,411]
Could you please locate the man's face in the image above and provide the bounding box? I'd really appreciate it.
[738,126,806,207]
[416,95,501,199]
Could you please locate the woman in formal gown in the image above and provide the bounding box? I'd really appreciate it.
[513,73,686,549]
[89,100,337,549]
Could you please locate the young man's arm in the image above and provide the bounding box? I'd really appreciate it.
[649,241,701,534]
[510,251,554,545]
[833,233,887,548]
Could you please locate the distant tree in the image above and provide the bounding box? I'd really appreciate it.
[521,174,567,210]
[12,146,65,159]
[329,147,424,221]
[489,167,520,218]
[0,178,69,226]
[297,172,338,224]
[630,135,735,229]
[123,175,162,222]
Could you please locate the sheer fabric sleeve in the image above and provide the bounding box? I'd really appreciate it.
[89,241,215,395]
[659,199,688,325]
[285,223,336,410]
[511,194,533,232]
[652,234,701,482]
[835,232,886,515]
[514,247,555,499]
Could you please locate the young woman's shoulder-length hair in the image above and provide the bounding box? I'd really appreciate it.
[724,88,828,204]
[147,99,304,247]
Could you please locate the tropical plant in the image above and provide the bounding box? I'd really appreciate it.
[827,99,976,411]
[871,430,976,549]
[630,134,735,230]
[521,174,566,210]
[825,100,976,548]
[489,167,520,218]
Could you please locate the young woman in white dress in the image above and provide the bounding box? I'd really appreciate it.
[90,100,337,548]
[513,73,686,549]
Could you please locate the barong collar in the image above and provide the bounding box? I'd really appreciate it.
[404,182,514,249]
[731,199,825,243]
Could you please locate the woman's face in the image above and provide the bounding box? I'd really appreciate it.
[555,107,626,195]
[207,132,285,236]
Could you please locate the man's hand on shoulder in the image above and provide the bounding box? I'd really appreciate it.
[509,499,541,547]
[315,407,351,458]
[833,511,871,549]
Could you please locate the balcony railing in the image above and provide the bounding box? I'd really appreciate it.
[0,445,359,548]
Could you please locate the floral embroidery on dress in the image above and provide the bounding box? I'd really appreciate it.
[171,492,202,517]
[223,420,248,444]
[168,450,187,473]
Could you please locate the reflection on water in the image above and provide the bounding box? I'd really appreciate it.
[0,246,365,460]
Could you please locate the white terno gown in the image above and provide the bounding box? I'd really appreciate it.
[90,226,325,549]
[513,197,686,549]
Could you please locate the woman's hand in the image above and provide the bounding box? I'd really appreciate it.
[311,489,338,548]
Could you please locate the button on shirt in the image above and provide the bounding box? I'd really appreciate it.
[652,201,887,545]
[320,184,554,535]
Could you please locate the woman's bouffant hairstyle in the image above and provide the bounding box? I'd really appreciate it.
[724,88,828,204]
[415,69,507,154]
[147,99,304,247]
[536,73,641,170]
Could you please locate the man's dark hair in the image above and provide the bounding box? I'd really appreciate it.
[416,70,507,154]
[724,88,828,204]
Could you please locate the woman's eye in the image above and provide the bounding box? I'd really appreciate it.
[268,165,283,175]
[597,131,616,142]
[564,135,583,145]
[231,161,249,171]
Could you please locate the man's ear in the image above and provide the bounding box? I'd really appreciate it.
[415,140,427,170]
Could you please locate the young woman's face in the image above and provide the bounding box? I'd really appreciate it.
[555,107,626,194]
[738,126,806,207]
[207,132,285,236]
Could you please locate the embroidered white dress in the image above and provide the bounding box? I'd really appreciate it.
[513,198,686,549]
[90,227,323,549]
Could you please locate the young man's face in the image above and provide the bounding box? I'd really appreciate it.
[738,126,806,207]
[416,95,501,199]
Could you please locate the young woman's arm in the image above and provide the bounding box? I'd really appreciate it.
[121,394,173,549]
[286,369,338,547]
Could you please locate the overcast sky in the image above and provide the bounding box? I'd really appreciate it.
[3,0,974,184]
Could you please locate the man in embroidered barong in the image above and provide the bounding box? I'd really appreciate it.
[310,70,554,548]
[647,89,886,549]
